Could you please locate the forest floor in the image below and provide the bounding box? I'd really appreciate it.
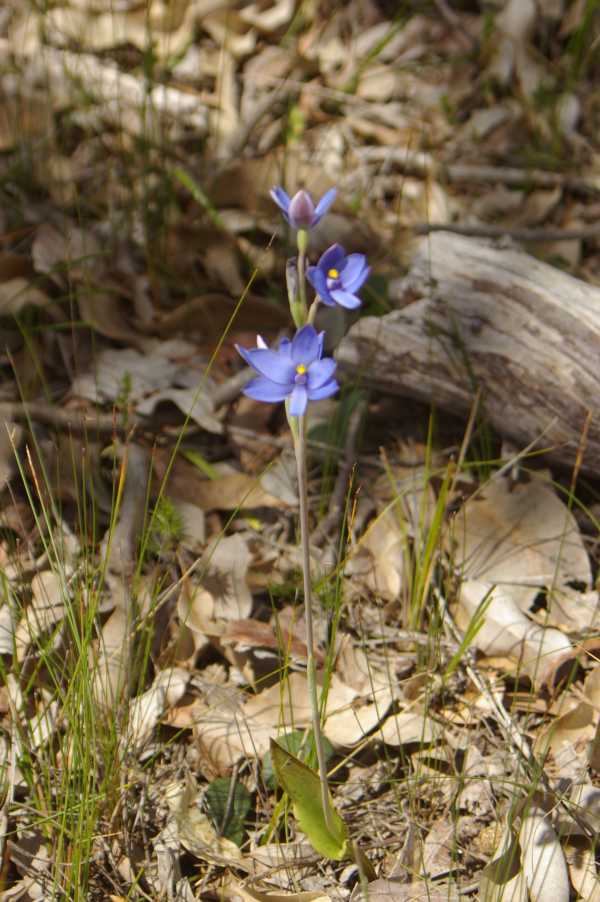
[1,1,600,899]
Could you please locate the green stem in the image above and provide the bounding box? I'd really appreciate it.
[286,257,305,329]
[296,229,308,324]
[294,414,334,835]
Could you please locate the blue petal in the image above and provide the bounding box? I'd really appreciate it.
[308,378,339,401]
[344,264,370,293]
[343,266,369,294]
[306,266,335,307]
[270,187,290,215]
[330,288,362,310]
[307,358,337,390]
[291,325,321,365]
[289,384,308,416]
[341,254,368,287]
[243,376,291,403]
[317,331,325,357]
[243,348,295,384]
[312,188,337,225]
[270,187,292,224]
[318,243,345,272]
[236,343,255,368]
[278,337,292,356]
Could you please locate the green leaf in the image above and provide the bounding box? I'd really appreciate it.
[270,739,349,860]
[204,777,252,847]
[262,730,334,791]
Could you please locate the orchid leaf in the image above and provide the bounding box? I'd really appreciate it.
[262,729,334,791]
[270,739,348,860]
[205,777,252,847]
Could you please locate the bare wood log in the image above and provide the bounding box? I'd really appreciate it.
[336,232,600,471]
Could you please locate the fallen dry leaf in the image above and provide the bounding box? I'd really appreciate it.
[519,807,569,901]
[487,0,546,97]
[455,579,572,683]
[335,637,403,697]
[0,598,15,656]
[555,782,600,839]
[564,841,600,901]
[201,533,253,622]
[346,505,406,601]
[71,343,223,433]
[164,773,243,867]
[450,472,591,612]
[536,664,600,774]
[14,571,66,661]
[123,667,189,754]
[90,601,132,711]
[230,888,331,902]
[0,278,51,316]
[161,454,292,511]
[450,470,594,681]
[241,840,315,886]
[192,671,393,773]
[420,817,455,880]
[221,617,310,663]
[350,879,459,902]
[479,826,527,902]
[545,586,600,632]
[32,222,101,283]
[378,710,440,747]
[374,457,438,539]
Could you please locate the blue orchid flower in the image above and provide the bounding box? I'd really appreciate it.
[306,243,370,310]
[270,187,337,230]
[236,325,339,417]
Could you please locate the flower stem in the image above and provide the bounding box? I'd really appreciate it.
[296,229,308,324]
[286,257,305,329]
[294,414,334,835]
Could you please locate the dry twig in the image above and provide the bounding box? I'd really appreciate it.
[355,148,600,197]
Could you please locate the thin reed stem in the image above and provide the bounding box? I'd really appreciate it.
[294,414,334,834]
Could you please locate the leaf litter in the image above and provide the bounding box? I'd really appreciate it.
[1,0,600,898]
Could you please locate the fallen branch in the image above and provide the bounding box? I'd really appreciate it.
[336,231,600,472]
[355,147,600,197]
[0,369,253,435]
[0,401,134,436]
[412,221,600,242]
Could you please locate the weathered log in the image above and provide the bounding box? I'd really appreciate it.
[336,232,600,471]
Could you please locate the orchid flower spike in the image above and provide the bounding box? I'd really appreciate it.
[270,187,337,230]
[236,325,339,417]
